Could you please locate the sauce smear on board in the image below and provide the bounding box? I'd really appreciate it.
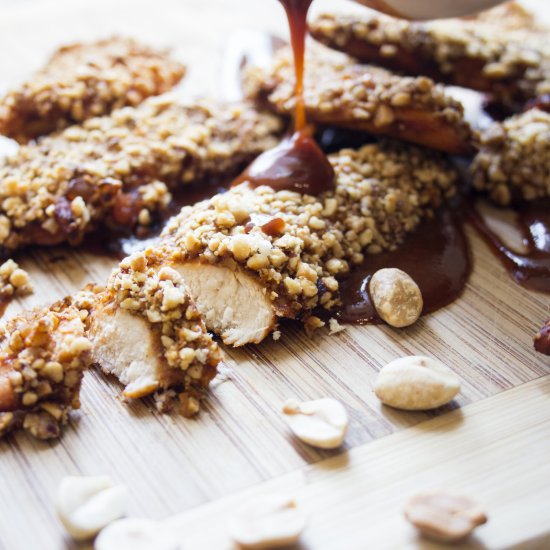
[468,199,550,293]
[338,206,471,324]
[233,0,335,195]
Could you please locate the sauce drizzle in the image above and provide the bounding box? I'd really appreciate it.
[232,0,335,195]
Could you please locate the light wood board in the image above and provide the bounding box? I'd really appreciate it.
[0,1,549,549]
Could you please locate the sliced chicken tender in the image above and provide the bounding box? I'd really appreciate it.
[0,97,282,254]
[309,8,549,107]
[160,141,458,345]
[0,36,185,143]
[243,46,474,154]
[175,261,276,346]
[0,292,95,439]
[88,250,222,415]
[471,109,550,205]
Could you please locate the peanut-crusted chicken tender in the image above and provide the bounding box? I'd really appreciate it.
[160,141,458,345]
[243,46,474,154]
[0,293,95,439]
[471,109,550,205]
[309,8,550,107]
[0,37,185,143]
[88,250,222,416]
[0,97,282,253]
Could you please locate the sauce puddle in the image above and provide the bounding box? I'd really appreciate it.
[467,198,550,293]
[338,204,471,324]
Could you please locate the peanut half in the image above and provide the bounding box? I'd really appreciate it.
[404,491,488,543]
[369,268,423,328]
[227,494,306,550]
[56,476,128,541]
[282,397,348,449]
[374,356,460,410]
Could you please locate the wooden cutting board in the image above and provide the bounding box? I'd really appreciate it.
[0,1,549,549]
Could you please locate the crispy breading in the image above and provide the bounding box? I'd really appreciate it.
[0,37,185,143]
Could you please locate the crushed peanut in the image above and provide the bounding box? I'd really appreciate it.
[309,8,549,106]
[369,268,423,328]
[374,356,461,410]
[282,397,348,449]
[56,476,128,541]
[404,491,488,542]
[228,495,307,549]
[534,316,550,355]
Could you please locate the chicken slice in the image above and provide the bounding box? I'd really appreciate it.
[88,250,222,415]
[0,97,282,254]
[471,109,550,205]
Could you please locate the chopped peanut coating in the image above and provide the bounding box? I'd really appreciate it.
[0,97,282,252]
[0,37,185,143]
[309,9,549,107]
[243,46,474,154]
[471,109,550,205]
[0,293,95,439]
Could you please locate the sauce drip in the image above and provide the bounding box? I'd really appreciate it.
[232,0,335,195]
[337,207,471,324]
[232,128,334,194]
[468,199,550,293]
[280,0,311,132]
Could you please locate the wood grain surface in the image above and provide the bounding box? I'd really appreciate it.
[0,1,549,549]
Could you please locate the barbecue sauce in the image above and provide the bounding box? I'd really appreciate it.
[232,0,335,195]
[338,207,471,324]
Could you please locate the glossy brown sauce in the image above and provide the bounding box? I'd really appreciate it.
[337,206,471,324]
[245,214,286,237]
[0,299,9,319]
[232,0,335,195]
[468,198,550,293]
[280,0,310,132]
[232,127,334,194]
